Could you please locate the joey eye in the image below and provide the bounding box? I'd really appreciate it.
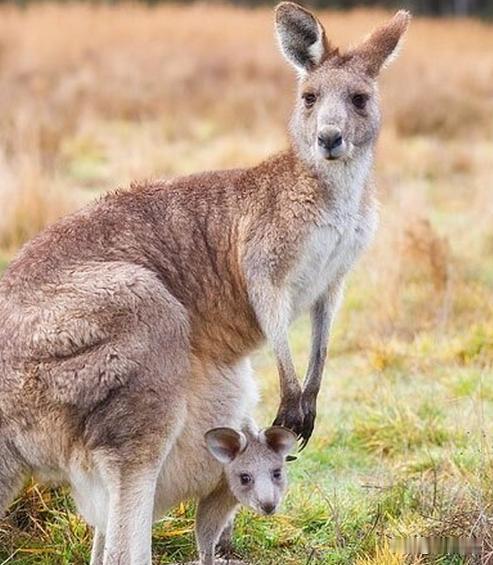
[240,473,253,486]
[351,93,369,111]
[302,92,317,108]
[272,469,282,481]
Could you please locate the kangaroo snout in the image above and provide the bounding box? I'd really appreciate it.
[261,501,276,515]
[317,126,346,160]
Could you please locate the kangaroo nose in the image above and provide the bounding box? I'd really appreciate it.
[317,127,343,151]
[261,502,276,515]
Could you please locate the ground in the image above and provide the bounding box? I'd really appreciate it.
[0,4,492,564]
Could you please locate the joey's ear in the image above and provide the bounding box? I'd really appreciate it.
[275,2,330,74]
[205,428,247,464]
[261,426,297,457]
[353,10,411,77]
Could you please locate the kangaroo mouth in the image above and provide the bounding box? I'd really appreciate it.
[326,152,344,161]
[317,140,353,162]
[317,142,347,161]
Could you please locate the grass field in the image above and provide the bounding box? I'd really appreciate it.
[1,3,493,564]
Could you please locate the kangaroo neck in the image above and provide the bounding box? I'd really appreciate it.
[282,143,374,213]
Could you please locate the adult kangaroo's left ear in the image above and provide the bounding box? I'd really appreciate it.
[354,10,411,77]
[275,2,331,74]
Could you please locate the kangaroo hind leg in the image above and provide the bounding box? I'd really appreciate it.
[80,271,191,564]
[0,435,26,519]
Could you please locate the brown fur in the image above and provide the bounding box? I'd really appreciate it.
[0,4,410,563]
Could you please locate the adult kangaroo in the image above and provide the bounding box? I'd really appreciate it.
[0,3,410,563]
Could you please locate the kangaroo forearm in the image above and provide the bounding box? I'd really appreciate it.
[246,274,304,431]
[277,351,302,402]
[247,280,300,398]
[303,299,331,398]
[196,482,238,564]
[303,280,344,398]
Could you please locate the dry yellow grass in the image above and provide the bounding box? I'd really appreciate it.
[0,3,492,278]
[0,3,493,563]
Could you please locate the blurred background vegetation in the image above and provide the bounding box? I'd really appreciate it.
[0,1,492,563]
[1,0,492,17]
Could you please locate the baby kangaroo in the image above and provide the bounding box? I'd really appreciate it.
[172,425,294,565]
[87,422,295,565]
[199,425,296,564]
[0,3,410,563]
[70,363,295,565]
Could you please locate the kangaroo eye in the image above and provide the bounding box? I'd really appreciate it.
[302,92,317,108]
[240,473,253,486]
[351,93,369,110]
[272,469,282,480]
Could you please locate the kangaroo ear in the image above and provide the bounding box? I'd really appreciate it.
[261,426,297,457]
[205,428,247,464]
[354,10,411,77]
[275,2,330,74]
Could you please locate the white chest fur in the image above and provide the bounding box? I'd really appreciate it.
[288,153,377,317]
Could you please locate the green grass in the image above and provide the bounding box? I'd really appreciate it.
[1,257,492,564]
[2,223,493,565]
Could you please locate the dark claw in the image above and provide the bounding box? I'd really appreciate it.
[298,407,316,451]
[272,407,304,436]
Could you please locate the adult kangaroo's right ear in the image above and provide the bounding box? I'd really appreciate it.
[275,2,331,74]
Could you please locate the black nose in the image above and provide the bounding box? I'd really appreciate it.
[261,502,275,515]
[317,129,343,151]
